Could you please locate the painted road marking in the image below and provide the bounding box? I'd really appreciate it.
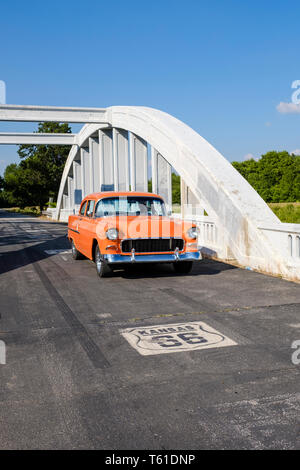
[25,229,47,232]
[44,249,71,255]
[97,313,113,319]
[120,321,237,356]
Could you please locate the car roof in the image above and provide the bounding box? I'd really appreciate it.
[83,191,164,200]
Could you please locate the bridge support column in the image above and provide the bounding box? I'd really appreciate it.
[151,147,172,209]
[113,128,129,191]
[130,133,148,192]
[129,132,135,191]
[99,129,114,191]
[62,194,68,210]
[89,137,100,193]
[157,152,172,210]
[181,178,204,217]
[151,146,158,194]
[73,157,82,212]
[80,147,90,198]
[67,176,74,210]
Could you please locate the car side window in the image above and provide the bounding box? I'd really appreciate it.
[80,201,87,216]
[86,200,95,217]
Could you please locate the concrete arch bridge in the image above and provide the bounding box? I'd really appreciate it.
[0,104,299,281]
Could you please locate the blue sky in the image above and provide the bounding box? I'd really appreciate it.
[0,0,300,174]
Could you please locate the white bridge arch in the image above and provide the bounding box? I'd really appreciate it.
[0,104,299,281]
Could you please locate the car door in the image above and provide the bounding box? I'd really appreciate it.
[75,200,87,253]
[79,199,96,258]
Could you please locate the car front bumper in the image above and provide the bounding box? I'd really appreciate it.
[103,250,202,264]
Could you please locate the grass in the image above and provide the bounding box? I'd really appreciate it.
[268,202,300,223]
[172,204,181,214]
[5,206,42,217]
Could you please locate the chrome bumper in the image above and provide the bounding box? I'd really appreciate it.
[103,250,202,264]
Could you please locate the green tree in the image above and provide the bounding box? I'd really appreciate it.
[172,173,181,204]
[3,163,44,208]
[0,175,9,207]
[3,122,71,211]
[0,175,4,193]
[232,151,300,203]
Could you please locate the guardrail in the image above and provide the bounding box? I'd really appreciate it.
[258,223,300,264]
[58,208,74,222]
[172,213,229,259]
[177,213,300,281]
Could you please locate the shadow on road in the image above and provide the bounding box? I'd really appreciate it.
[0,209,69,275]
[0,209,237,279]
[0,235,70,275]
[108,258,237,279]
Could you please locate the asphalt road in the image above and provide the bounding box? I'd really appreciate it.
[0,209,299,450]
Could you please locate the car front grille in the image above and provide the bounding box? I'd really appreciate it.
[121,238,184,253]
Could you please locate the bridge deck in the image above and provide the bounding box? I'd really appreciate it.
[0,210,299,449]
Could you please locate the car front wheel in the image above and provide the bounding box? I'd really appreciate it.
[95,244,111,278]
[173,261,193,274]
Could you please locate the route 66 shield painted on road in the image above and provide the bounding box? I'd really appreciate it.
[120,321,237,356]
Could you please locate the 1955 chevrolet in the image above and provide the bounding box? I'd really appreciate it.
[68,191,202,277]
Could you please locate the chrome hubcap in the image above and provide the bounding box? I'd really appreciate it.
[96,250,102,271]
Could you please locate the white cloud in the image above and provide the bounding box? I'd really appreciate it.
[276,101,300,114]
[291,149,300,155]
[244,153,256,161]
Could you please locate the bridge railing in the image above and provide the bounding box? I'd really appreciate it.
[258,223,300,265]
[58,208,74,222]
[176,213,300,276]
[172,213,230,260]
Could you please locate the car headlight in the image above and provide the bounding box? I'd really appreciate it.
[187,227,197,239]
[106,228,119,240]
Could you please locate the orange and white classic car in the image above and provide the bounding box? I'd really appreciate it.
[68,191,201,277]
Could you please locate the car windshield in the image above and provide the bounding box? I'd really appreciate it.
[95,196,166,217]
